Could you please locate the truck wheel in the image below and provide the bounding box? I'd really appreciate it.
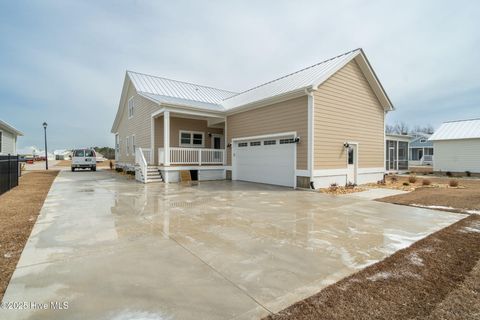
[71,167,75,172]
[92,166,96,172]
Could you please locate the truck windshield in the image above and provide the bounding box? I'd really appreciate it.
[74,150,85,157]
[85,150,95,157]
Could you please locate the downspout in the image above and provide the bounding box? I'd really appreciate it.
[305,87,316,189]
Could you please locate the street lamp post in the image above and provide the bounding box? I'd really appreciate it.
[43,122,48,170]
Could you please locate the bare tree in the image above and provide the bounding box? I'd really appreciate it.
[386,122,434,135]
[385,124,396,134]
[394,121,410,135]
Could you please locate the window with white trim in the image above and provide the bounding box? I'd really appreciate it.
[238,142,248,147]
[420,139,426,143]
[126,136,129,155]
[179,130,204,147]
[128,97,134,118]
[279,138,295,144]
[264,140,276,145]
[131,135,136,153]
[250,141,261,146]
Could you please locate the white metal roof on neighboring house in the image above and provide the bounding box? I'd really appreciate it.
[139,92,225,112]
[0,119,23,136]
[222,49,362,110]
[429,118,480,141]
[127,71,236,106]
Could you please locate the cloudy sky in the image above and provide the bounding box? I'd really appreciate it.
[1,0,479,150]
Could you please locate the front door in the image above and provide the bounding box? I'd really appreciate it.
[346,145,357,184]
[213,136,221,149]
[389,147,395,170]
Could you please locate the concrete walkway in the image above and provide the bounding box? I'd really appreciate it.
[1,170,462,320]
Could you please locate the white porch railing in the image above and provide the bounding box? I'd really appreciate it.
[158,147,224,165]
[135,147,148,182]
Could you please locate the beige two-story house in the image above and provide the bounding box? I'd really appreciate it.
[111,48,394,188]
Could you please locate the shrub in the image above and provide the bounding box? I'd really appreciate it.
[422,179,431,186]
[446,171,453,177]
[115,167,123,172]
[466,171,471,177]
[377,179,386,185]
[126,170,135,175]
[403,182,410,186]
[329,182,338,192]
[390,175,398,182]
[449,180,459,187]
[345,182,356,189]
[408,175,417,183]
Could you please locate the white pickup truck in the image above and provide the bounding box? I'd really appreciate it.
[71,149,97,171]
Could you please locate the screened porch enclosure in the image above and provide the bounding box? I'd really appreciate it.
[385,140,409,171]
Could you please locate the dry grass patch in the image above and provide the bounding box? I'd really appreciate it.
[264,215,480,320]
[0,171,58,300]
[378,177,480,214]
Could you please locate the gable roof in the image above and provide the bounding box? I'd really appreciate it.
[429,118,480,141]
[112,48,393,132]
[128,71,236,107]
[0,119,23,136]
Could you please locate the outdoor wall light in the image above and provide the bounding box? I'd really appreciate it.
[227,143,232,148]
[294,137,300,143]
[343,142,350,148]
[208,132,212,137]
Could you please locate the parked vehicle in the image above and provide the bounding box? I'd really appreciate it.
[71,149,97,171]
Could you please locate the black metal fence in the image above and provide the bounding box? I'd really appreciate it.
[0,154,20,195]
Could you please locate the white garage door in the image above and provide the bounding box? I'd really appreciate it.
[233,136,295,187]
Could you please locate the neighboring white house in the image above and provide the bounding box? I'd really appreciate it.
[429,118,480,173]
[53,149,72,160]
[0,119,23,155]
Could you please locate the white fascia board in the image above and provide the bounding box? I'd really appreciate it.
[354,51,394,111]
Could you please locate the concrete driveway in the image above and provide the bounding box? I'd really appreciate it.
[1,170,461,320]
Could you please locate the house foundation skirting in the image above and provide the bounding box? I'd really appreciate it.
[311,167,384,189]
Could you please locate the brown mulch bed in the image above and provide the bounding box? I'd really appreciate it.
[377,177,480,213]
[0,170,58,300]
[264,214,480,320]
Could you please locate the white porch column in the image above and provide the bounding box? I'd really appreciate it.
[164,111,170,166]
[396,141,399,171]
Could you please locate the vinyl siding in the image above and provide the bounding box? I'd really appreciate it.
[226,96,308,169]
[116,81,161,163]
[433,139,480,173]
[153,117,224,162]
[0,130,16,155]
[314,60,385,169]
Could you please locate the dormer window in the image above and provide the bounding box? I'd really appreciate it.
[128,97,135,118]
[420,139,426,143]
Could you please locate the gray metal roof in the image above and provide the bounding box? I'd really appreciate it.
[113,48,392,133]
[139,92,225,112]
[0,119,23,136]
[222,49,362,109]
[127,71,236,105]
[429,118,480,141]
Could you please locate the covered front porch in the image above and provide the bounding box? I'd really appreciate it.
[135,107,227,183]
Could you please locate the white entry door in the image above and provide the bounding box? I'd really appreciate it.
[346,144,357,184]
[233,137,295,187]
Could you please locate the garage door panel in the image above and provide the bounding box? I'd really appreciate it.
[234,139,295,187]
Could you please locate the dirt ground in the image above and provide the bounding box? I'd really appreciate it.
[264,214,480,320]
[0,171,58,300]
[55,159,115,168]
[377,176,480,213]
